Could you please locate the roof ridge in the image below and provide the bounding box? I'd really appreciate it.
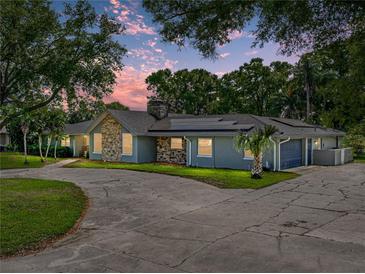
[248,114,268,127]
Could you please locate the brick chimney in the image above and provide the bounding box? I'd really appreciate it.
[147,99,169,120]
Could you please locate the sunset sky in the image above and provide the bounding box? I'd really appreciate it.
[55,0,300,110]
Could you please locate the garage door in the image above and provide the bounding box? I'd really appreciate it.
[280,139,302,169]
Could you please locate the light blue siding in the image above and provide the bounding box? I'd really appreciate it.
[137,136,156,163]
[187,136,274,170]
[214,136,253,170]
[89,122,156,163]
[89,123,102,160]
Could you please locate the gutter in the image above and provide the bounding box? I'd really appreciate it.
[183,136,192,166]
[278,137,291,171]
[269,137,277,171]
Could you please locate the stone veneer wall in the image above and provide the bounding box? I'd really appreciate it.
[101,115,122,161]
[157,137,186,165]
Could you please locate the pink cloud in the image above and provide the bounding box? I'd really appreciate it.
[219,52,230,59]
[110,0,120,9]
[154,48,163,53]
[228,30,244,40]
[164,59,178,70]
[104,66,149,110]
[146,39,157,47]
[112,1,156,35]
[214,71,226,77]
[244,50,258,56]
[228,30,255,40]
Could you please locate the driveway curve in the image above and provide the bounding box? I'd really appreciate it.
[1,162,365,272]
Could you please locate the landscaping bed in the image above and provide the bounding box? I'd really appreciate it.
[65,159,298,189]
[0,178,87,256]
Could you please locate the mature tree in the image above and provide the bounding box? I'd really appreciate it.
[106,101,129,111]
[68,100,107,123]
[234,125,277,179]
[0,0,126,128]
[293,36,365,129]
[143,0,364,58]
[68,100,129,123]
[146,68,218,114]
[216,59,291,116]
[343,121,365,155]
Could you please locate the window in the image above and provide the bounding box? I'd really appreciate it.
[122,133,133,155]
[313,138,321,150]
[93,133,102,153]
[83,135,89,146]
[61,136,70,147]
[243,149,254,159]
[198,138,212,157]
[171,138,183,150]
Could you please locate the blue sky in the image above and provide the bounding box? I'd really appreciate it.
[54,0,299,110]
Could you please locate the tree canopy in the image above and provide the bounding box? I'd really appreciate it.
[143,0,365,58]
[0,0,126,128]
[146,68,219,115]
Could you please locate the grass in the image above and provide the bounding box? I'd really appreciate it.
[354,153,365,163]
[0,178,87,256]
[0,152,61,169]
[65,159,299,189]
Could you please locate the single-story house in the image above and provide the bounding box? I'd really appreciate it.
[63,101,352,170]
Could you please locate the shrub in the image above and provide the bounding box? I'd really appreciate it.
[343,122,365,155]
[28,145,73,158]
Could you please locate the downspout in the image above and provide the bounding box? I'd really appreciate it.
[278,137,291,171]
[183,136,191,166]
[269,137,277,171]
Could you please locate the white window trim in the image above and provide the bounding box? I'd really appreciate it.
[93,133,102,154]
[122,133,133,156]
[197,138,213,158]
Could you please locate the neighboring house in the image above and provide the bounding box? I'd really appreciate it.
[64,101,351,170]
[0,127,10,150]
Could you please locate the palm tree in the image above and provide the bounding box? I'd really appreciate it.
[234,125,278,179]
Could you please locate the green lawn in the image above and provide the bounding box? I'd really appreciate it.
[354,153,365,163]
[0,152,60,169]
[66,159,299,189]
[0,178,87,256]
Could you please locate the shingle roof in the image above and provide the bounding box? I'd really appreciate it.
[107,110,156,135]
[65,110,345,138]
[148,113,345,137]
[64,120,93,135]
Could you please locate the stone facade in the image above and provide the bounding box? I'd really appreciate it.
[157,137,186,165]
[101,115,122,161]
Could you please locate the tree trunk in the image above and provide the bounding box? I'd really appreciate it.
[305,81,310,119]
[251,153,263,179]
[38,135,44,162]
[303,59,311,120]
[45,135,52,161]
[23,132,28,165]
[54,139,58,160]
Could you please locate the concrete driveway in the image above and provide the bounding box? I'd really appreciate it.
[1,162,365,272]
